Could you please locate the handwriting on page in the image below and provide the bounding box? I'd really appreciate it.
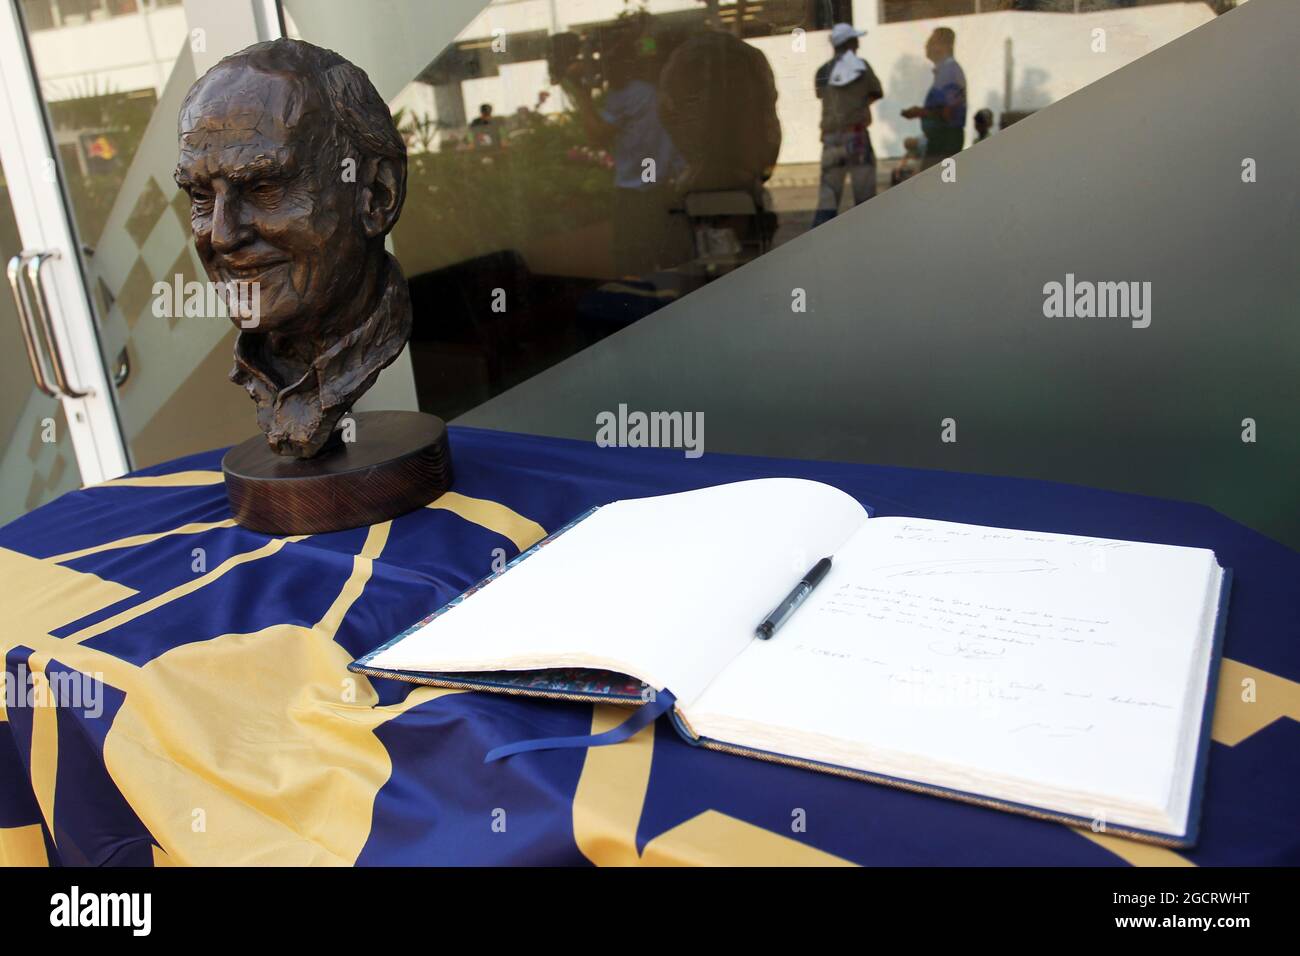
[819,583,1116,655]
[802,583,1175,720]
[873,557,1058,578]
[888,523,1133,553]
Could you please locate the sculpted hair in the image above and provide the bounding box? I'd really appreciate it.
[181,38,406,215]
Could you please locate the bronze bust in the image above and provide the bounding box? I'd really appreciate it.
[175,38,409,458]
[177,39,451,535]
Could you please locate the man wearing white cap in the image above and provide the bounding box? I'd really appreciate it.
[812,23,883,227]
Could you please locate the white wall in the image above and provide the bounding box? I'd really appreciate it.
[27,5,188,100]
[28,0,1217,165]
[439,2,1216,163]
[459,0,703,36]
[463,59,557,123]
[756,4,1217,163]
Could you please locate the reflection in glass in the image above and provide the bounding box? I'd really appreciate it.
[18,0,271,471]
[0,163,82,522]
[290,0,1237,419]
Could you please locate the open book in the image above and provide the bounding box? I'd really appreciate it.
[351,479,1230,846]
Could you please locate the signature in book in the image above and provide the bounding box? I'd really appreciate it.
[874,558,1059,578]
[928,639,1007,661]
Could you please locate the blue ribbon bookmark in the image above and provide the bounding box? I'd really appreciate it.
[484,690,677,763]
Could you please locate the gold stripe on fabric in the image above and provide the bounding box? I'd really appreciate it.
[571,704,853,866]
[47,519,239,564]
[315,523,390,635]
[98,519,464,866]
[93,471,225,488]
[0,824,48,867]
[572,704,656,866]
[0,547,138,642]
[25,662,58,847]
[426,492,547,552]
[16,639,140,698]
[151,845,176,866]
[642,810,856,866]
[1212,657,1300,746]
[60,536,306,647]
[1074,828,1195,867]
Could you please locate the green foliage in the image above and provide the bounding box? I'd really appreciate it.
[393,112,614,272]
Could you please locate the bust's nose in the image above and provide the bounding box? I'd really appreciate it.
[210,190,252,255]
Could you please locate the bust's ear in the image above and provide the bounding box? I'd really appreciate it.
[359,155,405,239]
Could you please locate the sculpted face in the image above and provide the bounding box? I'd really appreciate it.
[175,66,371,334]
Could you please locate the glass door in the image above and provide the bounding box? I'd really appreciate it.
[0,156,85,522]
[0,0,131,522]
[1,0,282,507]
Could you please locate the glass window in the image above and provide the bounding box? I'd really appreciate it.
[55,0,100,26]
[280,0,1229,422]
[0,163,84,521]
[19,0,281,470]
[20,0,57,31]
[881,1,977,24]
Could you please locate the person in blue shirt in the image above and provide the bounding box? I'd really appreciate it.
[563,35,687,277]
[902,27,966,170]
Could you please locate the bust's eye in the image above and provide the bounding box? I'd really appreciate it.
[248,182,281,201]
[188,189,213,212]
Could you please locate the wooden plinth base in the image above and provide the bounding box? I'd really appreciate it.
[222,410,453,535]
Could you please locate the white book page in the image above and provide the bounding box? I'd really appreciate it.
[688,516,1220,820]
[366,478,868,705]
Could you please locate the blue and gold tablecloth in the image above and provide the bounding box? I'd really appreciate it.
[2,426,1297,866]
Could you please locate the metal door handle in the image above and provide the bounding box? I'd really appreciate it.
[6,252,58,397]
[112,346,130,387]
[25,251,89,398]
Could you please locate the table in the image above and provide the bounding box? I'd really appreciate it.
[2,426,1297,865]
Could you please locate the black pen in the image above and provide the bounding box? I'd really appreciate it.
[755,557,833,639]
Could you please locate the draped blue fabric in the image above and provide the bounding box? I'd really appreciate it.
[1,425,1296,865]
